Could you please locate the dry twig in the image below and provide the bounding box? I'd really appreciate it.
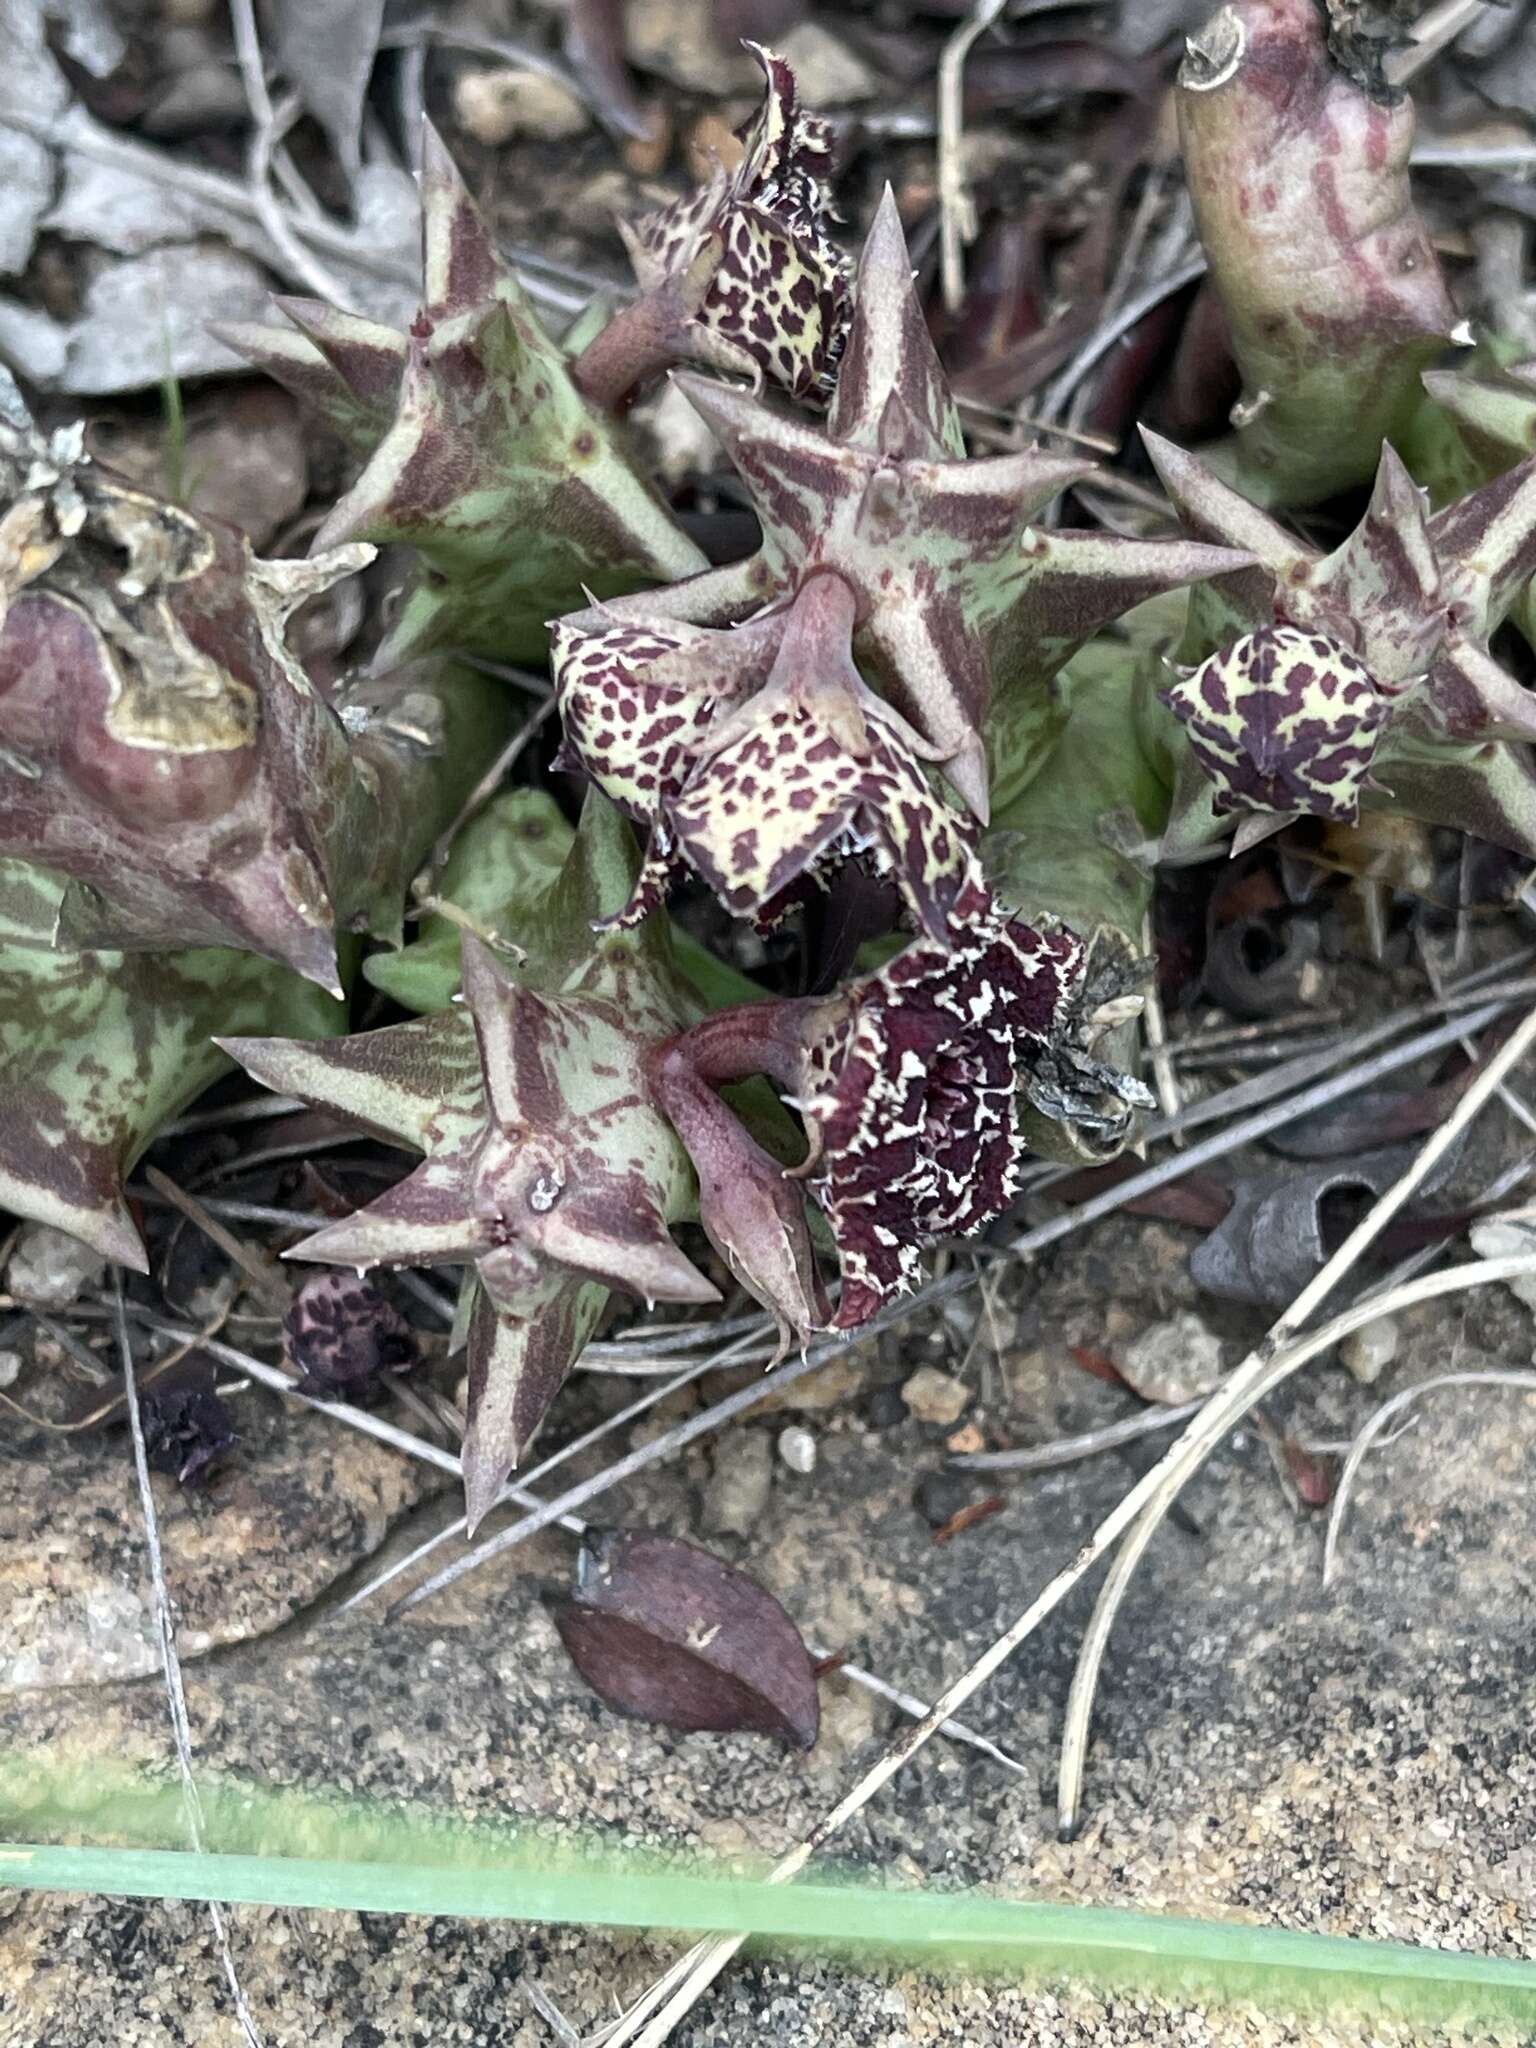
[227,0,355,308]
[936,0,1011,310]
[1053,1000,1536,1837]
[602,997,1536,2044]
[111,1280,265,2048]
[1323,1367,1536,1584]
[390,1274,979,1615]
[603,1245,1536,2048]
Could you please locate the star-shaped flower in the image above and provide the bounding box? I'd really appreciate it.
[219,125,706,666]
[1146,428,1536,856]
[552,571,986,939]
[598,191,1251,822]
[223,934,716,1529]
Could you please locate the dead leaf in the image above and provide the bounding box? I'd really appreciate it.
[930,1495,1004,1544]
[549,1528,819,1748]
[269,0,385,178]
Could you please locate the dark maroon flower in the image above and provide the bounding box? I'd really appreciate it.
[654,901,1143,1330]
[284,1272,418,1399]
[796,913,1086,1326]
[141,1371,236,1488]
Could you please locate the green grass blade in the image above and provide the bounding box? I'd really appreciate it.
[3,1759,1535,2030]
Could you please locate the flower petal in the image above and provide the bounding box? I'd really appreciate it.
[1164,625,1388,821]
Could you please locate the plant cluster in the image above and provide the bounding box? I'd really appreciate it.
[4,5,1536,1525]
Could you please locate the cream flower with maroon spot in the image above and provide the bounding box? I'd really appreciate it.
[1163,624,1389,822]
[623,43,851,404]
[551,572,986,941]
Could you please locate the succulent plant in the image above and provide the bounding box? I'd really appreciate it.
[0,858,341,1267]
[1406,337,1536,508]
[554,191,1246,952]
[221,794,732,1527]
[1409,346,1536,653]
[1176,0,1456,508]
[28,28,1519,1538]
[362,786,573,1014]
[219,126,707,667]
[570,42,852,411]
[1145,430,1536,858]
[0,403,514,993]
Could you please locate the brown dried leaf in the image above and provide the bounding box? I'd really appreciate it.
[548,1528,819,1748]
[270,0,385,178]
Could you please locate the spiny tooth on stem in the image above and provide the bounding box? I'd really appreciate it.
[461,1277,606,1532]
[286,1168,486,1271]
[830,185,965,460]
[418,117,504,315]
[943,731,992,825]
[527,1203,721,1306]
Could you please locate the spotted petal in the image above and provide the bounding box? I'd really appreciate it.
[1164,625,1388,822]
[551,606,778,818]
[670,699,980,942]
[800,914,1086,1326]
[626,43,851,404]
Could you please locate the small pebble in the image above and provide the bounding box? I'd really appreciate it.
[900,1366,969,1427]
[777,22,879,105]
[620,103,672,179]
[1119,1312,1224,1405]
[914,1470,976,1530]
[864,1381,909,1430]
[5,1225,107,1310]
[1469,1216,1536,1311]
[777,1425,816,1475]
[454,67,589,147]
[1339,1317,1399,1386]
[0,1349,21,1390]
